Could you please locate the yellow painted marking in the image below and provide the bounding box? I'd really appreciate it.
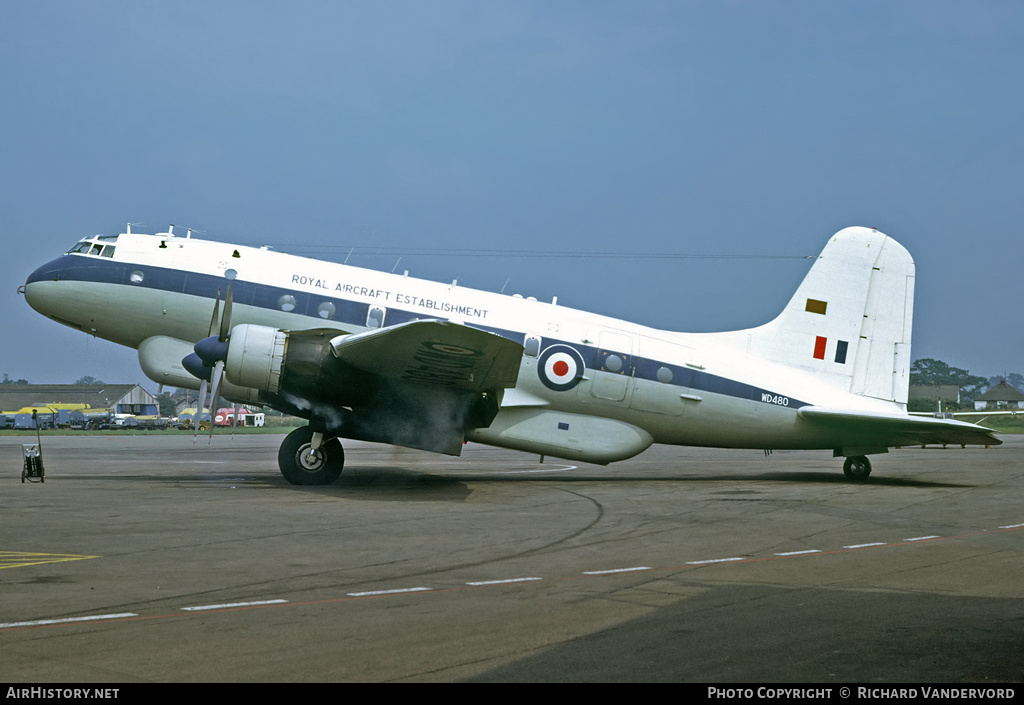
[0,552,99,569]
[805,298,828,315]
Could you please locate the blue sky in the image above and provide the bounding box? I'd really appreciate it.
[3,1,1022,386]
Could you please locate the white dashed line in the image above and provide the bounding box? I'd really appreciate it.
[347,587,432,597]
[0,613,137,629]
[686,557,745,565]
[844,542,886,549]
[904,535,941,541]
[582,567,652,575]
[466,577,543,586]
[774,550,821,556]
[181,599,288,611]
[999,523,1024,529]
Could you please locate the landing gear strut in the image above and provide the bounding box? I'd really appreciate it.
[842,455,872,482]
[278,426,345,485]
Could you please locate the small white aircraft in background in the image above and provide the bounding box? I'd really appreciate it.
[22,224,999,485]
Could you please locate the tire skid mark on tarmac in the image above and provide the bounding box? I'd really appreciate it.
[3,521,1020,633]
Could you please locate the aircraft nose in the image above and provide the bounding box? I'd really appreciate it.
[25,259,63,286]
[22,256,73,318]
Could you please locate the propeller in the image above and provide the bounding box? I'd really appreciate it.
[182,285,234,444]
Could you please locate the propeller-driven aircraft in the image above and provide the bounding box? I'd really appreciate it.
[22,224,999,484]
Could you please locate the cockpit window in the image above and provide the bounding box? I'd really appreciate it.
[66,240,116,258]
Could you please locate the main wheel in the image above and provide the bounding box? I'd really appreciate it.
[278,426,345,485]
[842,455,872,482]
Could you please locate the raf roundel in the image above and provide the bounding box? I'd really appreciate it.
[537,344,586,392]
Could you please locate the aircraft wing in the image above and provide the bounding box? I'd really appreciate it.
[329,319,523,392]
[798,407,1002,447]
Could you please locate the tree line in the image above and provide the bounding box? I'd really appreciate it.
[909,358,1022,411]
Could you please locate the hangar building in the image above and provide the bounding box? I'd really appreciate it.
[0,384,158,416]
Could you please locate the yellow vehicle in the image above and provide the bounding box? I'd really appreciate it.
[177,408,211,431]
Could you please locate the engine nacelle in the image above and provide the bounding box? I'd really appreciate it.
[139,335,262,404]
[140,336,204,389]
[224,324,288,393]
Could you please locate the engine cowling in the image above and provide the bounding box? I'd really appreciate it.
[220,325,365,409]
[223,324,287,393]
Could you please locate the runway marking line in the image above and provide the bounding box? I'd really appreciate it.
[347,587,432,597]
[466,577,543,586]
[774,549,821,556]
[2,521,1021,632]
[181,599,288,611]
[0,551,99,570]
[0,613,137,629]
[582,567,652,575]
[685,557,744,565]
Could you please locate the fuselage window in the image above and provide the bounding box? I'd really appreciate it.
[524,335,541,358]
[130,271,144,284]
[318,301,336,320]
[278,295,297,312]
[604,354,623,373]
[366,306,385,329]
[656,366,673,384]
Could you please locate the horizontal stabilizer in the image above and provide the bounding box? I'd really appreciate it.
[798,406,1002,448]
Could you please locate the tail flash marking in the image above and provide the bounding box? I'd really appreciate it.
[805,299,828,315]
[813,336,827,360]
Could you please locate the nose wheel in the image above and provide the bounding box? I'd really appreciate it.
[279,426,345,485]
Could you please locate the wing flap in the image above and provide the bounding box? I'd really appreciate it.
[329,319,523,392]
[798,406,1002,447]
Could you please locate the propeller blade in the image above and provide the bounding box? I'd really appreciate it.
[208,360,224,442]
[193,377,208,446]
[207,288,222,338]
[194,284,233,445]
[219,284,233,343]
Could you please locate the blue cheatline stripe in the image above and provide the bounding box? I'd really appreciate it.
[27,254,809,408]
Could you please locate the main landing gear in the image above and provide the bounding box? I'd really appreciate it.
[278,426,345,485]
[842,455,872,482]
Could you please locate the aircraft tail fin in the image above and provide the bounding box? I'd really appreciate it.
[744,227,915,405]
